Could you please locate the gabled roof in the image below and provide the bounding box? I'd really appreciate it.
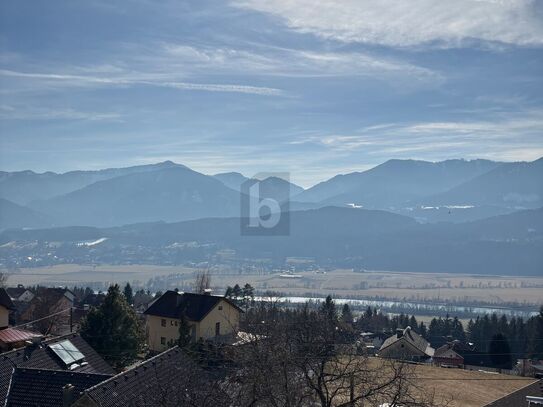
[0,333,115,404]
[483,379,542,407]
[144,291,242,321]
[379,327,433,357]
[434,344,464,360]
[5,287,28,300]
[78,347,213,407]
[0,288,16,311]
[6,367,111,407]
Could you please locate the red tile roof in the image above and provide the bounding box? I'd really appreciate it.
[0,328,41,344]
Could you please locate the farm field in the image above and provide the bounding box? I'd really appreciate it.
[4,265,543,307]
[411,364,536,407]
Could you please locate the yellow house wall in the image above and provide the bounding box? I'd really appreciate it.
[195,300,240,339]
[145,298,240,352]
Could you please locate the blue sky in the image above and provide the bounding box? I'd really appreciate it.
[1,0,542,187]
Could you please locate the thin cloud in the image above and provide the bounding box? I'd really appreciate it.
[0,69,284,96]
[232,0,543,48]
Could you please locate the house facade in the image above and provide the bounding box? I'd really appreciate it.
[0,288,16,329]
[433,343,464,367]
[379,326,434,361]
[144,291,242,352]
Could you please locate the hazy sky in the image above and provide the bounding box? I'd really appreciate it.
[1,0,542,186]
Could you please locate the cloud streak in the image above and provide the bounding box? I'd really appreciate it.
[232,0,543,48]
[0,69,285,96]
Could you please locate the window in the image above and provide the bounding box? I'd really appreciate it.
[175,321,178,326]
[49,340,85,367]
[160,337,166,345]
[218,305,223,310]
[170,320,174,326]
[161,319,166,327]
[215,322,220,337]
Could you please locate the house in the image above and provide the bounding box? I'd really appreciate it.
[73,346,226,407]
[0,333,115,406]
[19,287,75,334]
[433,341,465,367]
[143,290,242,352]
[0,288,16,329]
[379,326,434,362]
[6,285,34,303]
[483,379,542,407]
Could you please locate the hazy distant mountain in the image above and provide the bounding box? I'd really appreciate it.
[421,157,543,209]
[0,161,183,205]
[0,198,52,230]
[28,166,242,227]
[213,172,249,191]
[214,172,304,202]
[2,206,541,275]
[295,159,501,206]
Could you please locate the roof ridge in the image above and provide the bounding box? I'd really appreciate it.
[12,366,111,377]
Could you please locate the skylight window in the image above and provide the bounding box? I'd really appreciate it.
[49,340,85,366]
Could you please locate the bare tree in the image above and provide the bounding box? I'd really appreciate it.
[193,267,212,294]
[228,298,451,407]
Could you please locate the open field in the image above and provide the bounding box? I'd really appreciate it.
[412,364,536,407]
[4,265,543,307]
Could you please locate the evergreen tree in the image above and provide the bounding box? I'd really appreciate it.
[123,283,134,305]
[81,284,143,369]
[489,333,513,370]
[177,311,192,348]
[341,303,353,324]
[320,295,337,322]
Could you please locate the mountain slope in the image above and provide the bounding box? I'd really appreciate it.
[29,166,242,227]
[0,161,183,205]
[421,158,543,209]
[0,198,52,230]
[213,172,249,191]
[295,159,501,207]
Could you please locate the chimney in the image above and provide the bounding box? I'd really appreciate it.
[396,328,403,339]
[63,384,74,407]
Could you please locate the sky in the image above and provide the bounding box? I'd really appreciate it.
[0,0,542,187]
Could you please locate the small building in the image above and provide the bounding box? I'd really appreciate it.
[6,285,35,303]
[0,288,16,329]
[379,326,434,362]
[143,290,242,353]
[19,287,75,335]
[0,327,43,351]
[433,343,464,367]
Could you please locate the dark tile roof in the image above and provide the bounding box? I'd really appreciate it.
[380,326,433,356]
[79,347,214,407]
[484,379,542,407]
[5,288,27,300]
[0,334,115,404]
[144,291,241,321]
[434,343,464,359]
[0,289,16,311]
[6,367,111,407]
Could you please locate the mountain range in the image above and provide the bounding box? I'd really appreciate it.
[0,157,541,229]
